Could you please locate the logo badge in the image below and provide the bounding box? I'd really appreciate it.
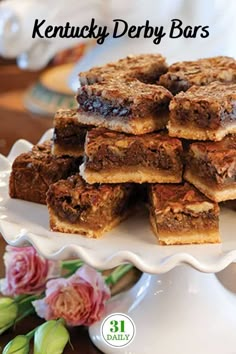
[101,313,136,348]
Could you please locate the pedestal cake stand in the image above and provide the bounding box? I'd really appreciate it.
[1,131,236,354]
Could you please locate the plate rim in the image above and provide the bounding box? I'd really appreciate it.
[1,132,236,273]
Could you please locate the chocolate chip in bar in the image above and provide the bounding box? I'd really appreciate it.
[77,79,172,135]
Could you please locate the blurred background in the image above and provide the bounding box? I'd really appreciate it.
[0,42,90,155]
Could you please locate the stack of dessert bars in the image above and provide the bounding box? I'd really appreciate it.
[9,54,236,245]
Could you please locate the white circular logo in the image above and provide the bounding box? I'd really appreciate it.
[101,313,136,348]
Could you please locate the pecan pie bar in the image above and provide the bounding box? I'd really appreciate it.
[46,174,134,238]
[184,135,236,202]
[168,82,236,141]
[148,183,220,245]
[79,54,168,86]
[9,141,81,204]
[52,108,92,157]
[159,56,236,94]
[80,128,183,184]
[77,80,172,135]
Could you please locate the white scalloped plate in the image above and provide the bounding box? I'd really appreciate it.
[0,130,236,273]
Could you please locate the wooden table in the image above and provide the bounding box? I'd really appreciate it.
[0,64,102,353]
[0,66,53,156]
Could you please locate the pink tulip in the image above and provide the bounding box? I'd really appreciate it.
[0,246,60,296]
[33,265,110,326]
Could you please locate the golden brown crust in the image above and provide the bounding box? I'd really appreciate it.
[169,82,236,141]
[149,212,220,245]
[76,109,168,135]
[80,165,182,184]
[184,135,236,202]
[46,174,134,237]
[82,128,183,183]
[52,143,84,158]
[48,206,129,238]
[184,169,236,202]
[148,182,220,245]
[168,122,236,141]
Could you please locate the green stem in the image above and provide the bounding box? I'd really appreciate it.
[15,306,35,324]
[105,264,133,286]
[62,260,84,270]
[26,328,37,340]
[17,294,42,320]
[18,294,42,306]
[25,319,65,342]
[62,259,83,266]
[14,294,29,303]
[62,260,84,277]
[0,323,14,335]
[57,318,66,326]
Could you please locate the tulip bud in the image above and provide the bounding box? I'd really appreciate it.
[3,335,29,354]
[34,320,69,354]
[0,297,18,334]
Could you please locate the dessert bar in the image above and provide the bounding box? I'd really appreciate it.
[148,183,220,245]
[46,174,134,238]
[52,108,92,157]
[184,135,236,202]
[77,79,172,135]
[79,54,168,86]
[159,56,236,94]
[80,128,183,184]
[168,82,236,141]
[9,141,81,204]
